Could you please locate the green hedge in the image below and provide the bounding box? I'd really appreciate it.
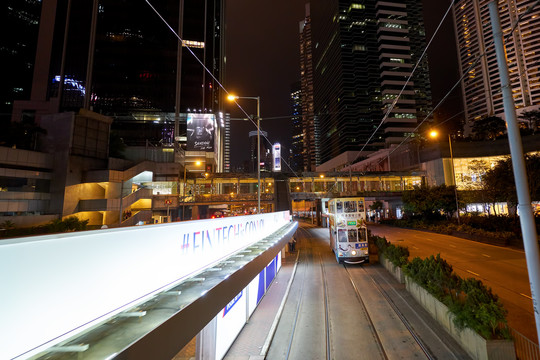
[371,234,509,340]
[0,216,89,238]
[404,255,509,340]
[373,235,409,267]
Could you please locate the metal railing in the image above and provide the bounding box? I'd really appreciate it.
[511,327,539,360]
[178,193,274,203]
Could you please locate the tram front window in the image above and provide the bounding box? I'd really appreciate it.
[344,201,357,213]
[358,228,367,241]
[338,229,348,242]
[348,229,358,242]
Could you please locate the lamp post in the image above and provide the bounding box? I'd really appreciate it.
[227,94,261,213]
[430,130,460,224]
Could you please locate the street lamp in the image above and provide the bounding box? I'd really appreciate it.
[227,94,261,213]
[430,130,460,224]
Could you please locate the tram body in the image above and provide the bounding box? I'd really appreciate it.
[328,197,369,264]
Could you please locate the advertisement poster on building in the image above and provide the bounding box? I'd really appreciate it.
[272,143,281,172]
[186,113,215,151]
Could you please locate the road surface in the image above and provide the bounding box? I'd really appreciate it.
[369,224,536,343]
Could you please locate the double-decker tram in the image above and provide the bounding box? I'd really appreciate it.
[328,197,369,264]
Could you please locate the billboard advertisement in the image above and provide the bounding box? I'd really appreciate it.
[187,113,215,151]
[272,143,281,172]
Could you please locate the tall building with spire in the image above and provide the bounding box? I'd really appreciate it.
[300,0,432,167]
[452,0,540,134]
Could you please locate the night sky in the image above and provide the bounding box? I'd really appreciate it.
[225,1,462,168]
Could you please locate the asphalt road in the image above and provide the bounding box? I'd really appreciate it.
[368,224,537,343]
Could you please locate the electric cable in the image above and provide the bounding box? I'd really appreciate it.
[144,0,303,176]
[346,0,457,167]
[367,0,540,169]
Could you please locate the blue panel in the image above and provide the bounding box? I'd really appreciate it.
[223,290,243,317]
[265,259,276,289]
[257,270,265,304]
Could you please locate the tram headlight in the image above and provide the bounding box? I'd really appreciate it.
[351,250,357,256]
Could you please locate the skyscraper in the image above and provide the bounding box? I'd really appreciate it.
[0,0,41,126]
[249,130,268,173]
[301,0,432,166]
[12,0,226,147]
[453,0,540,133]
[299,3,319,171]
[290,82,304,172]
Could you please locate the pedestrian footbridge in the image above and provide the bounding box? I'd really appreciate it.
[0,212,297,360]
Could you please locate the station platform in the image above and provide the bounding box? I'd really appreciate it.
[223,250,298,360]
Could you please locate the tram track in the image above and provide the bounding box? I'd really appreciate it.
[354,265,467,360]
[282,227,332,360]
[269,223,467,359]
[345,264,434,360]
[281,225,390,360]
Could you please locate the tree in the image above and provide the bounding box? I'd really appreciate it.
[519,110,540,133]
[461,160,490,190]
[402,184,457,220]
[0,117,47,150]
[471,116,506,141]
[460,160,491,214]
[369,200,384,220]
[481,154,540,216]
[0,220,15,230]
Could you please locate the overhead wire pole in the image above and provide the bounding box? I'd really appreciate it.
[256,97,261,214]
[176,0,184,219]
[488,1,540,342]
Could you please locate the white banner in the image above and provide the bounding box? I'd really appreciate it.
[0,211,291,359]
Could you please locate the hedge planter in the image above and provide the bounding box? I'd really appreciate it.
[379,254,405,284]
[405,276,515,360]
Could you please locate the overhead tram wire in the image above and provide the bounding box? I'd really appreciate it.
[375,0,540,167]
[322,1,457,194]
[144,0,303,176]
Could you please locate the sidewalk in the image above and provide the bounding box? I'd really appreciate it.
[223,251,297,360]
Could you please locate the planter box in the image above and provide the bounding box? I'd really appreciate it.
[379,255,405,284]
[405,276,515,360]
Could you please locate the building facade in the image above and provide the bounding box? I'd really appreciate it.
[290,82,304,172]
[299,3,320,171]
[11,0,228,153]
[0,0,41,127]
[302,0,432,165]
[453,0,540,133]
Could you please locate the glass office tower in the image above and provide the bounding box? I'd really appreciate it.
[302,0,432,165]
